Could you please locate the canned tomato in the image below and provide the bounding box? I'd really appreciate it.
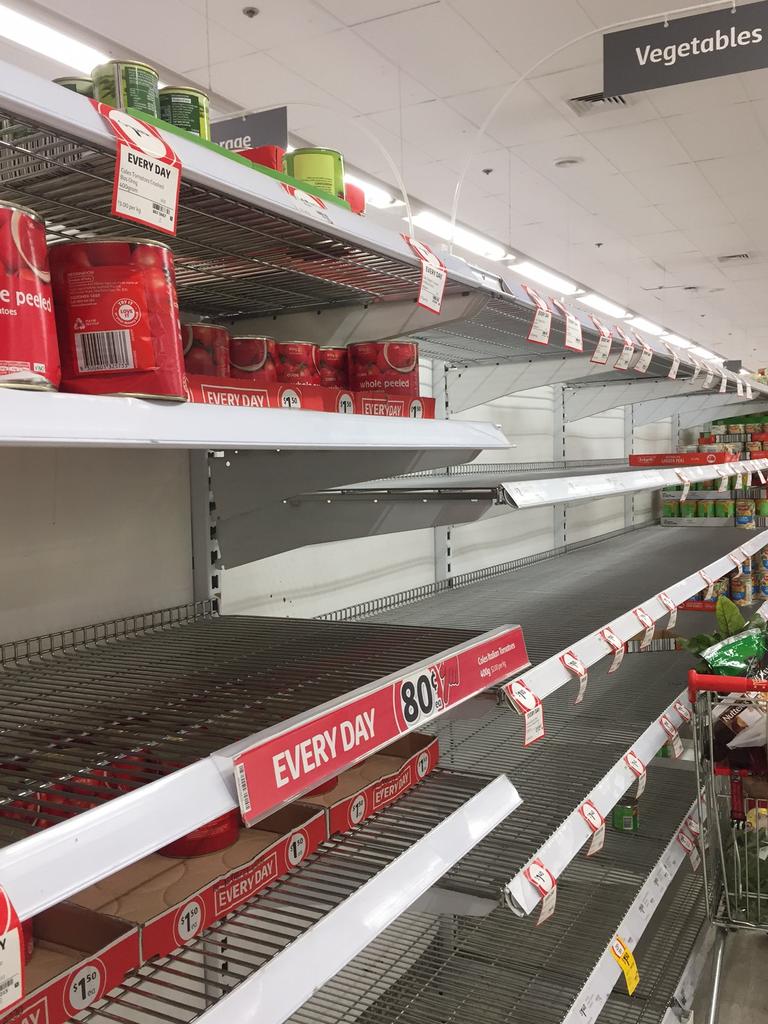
[92,60,159,117]
[159,87,210,140]
[54,76,93,97]
[0,202,60,390]
[729,423,745,434]
[348,341,419,396]
[182,323,230,377]
[283,147,345,200]
[49,238,186,400]
[158,809,240,858]
[735,499,756,529]
[230,335,278,382]
[317,346,348,387]
[277,341,320,385]
[747,441,763,453]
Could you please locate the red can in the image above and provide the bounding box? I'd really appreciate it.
[317,346,348,387]
[277,341,320,385]
[49,238,186,400]
[0,202,60,390]
[348,341,419,396]
[182,322,230,377]
[230,335,278,383]
[158,809,240,858]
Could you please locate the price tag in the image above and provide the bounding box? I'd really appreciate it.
[700,571,715,600]
[579,800,606,857]
[614,333,635,371]
[92,102,181,235]
[719,371,728,394]
[717,466,730,491]
[676,471,690,502]
[552,299,583,352]
[589,316,612,364]
[600,625,625,673]
[677,830,701,870]
[658,591,678,629]
[673,699,692,723]
[522,284,552,345]
[610,936,640,996]
[737,376,745,397]
[704,366,715,388]
[757,465,766,484]
[632,607,655,649]
[665,345,680,380]
[659,714,684,758]
[729,552,745,572]
[506,679,545,746]
[403,235,446,314]
[0,887,23,1013]
[624,750,647,797]
[524,859,557,925]
[560,649,588,703]
[690,358,702,383]
[747,380,753,400]
[685,815,701,838]
[635,343,653,374]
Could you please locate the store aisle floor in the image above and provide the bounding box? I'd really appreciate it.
[694,931,768,1022]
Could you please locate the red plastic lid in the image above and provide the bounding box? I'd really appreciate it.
[158,809,240,858]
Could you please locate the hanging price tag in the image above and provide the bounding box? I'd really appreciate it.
[658,592,678,630]
[589,316,612,364]
[506,679,545,746]
[674,699,692,723]
[635,343,653,374]
[729,552,745,572]
[685,815,701,838]
[758,465,766,484]
[676,471,690,502]
[0,888,24,1013]
[632,607,655,649]
[524,859,557,925]
[690,359,702,383]
[613,333,635,371]
[522,284,552,345]
[659,714,684,758]
[704,366,715,388]
[402,235,447,314]
[737,376,745,397]
[747,380,753,400]
[717,466,730,491]
[552,299,583,352]
[610,936,640,996]
[92,102,181,235]
[600,625,625,673]
[677,830,701,870]
[665,344,680,380]
[579,800,606,856]
[700,571,715,600]
[624,750,647,797]
[560,649,589,703]
[719,371,728,394]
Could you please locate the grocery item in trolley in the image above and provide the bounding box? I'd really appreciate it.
[229,335,278,383]
[283,147,345,200]
[276,341,321,385]
[49,238,187,400]
[317,346,348,387]
[0,202,61,390]
[348,340,420,396]
[159,87,210,139]
[53,76,93,96]
[91,59,160,117]
[182,322,231,377]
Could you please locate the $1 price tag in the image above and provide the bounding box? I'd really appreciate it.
[524,859,557,925]
[613,327,634,371]
[624,750,647,797]
[658,591,678,629]
[522,284,552,345]
[589,316,612,364]
[403,235,446,314]
[579,800,606,857]
[506,679,545,746]
[552,299,582,352]
[635,342,653,374]
[560,649,588,703]
[601,625,625,673]
[665,345,680,380]
[719,371,728,394]
[676,471,690,502]
[659,713,684,759]
[632,607,655,650]
[757,464,766,484]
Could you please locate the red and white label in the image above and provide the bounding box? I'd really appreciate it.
[719,371,728,394]
[690,359,702,383]
[560,649,588,703]
[280,182,333,224]
[677,829,701,870]
[613,332,635,371]
[552,299,583,351]
[579,800,606,857]
[660,714,684,758]
[403,235,447,314]
[658,592,678,630]
[674,699,692,723]
[700,571,715,600]
[676,471,690,502]
[601,625,625,673]
[633,607,655,649]
[522,285,552,345]
[234,627,528,824]
[92,102,181,236]
[718,467,730,491]
[589,316,612,364]
[506,679,545,746]
[665,345,680,380]
[704,366,715,388]
[685,815,701,838]
[0,888,23,1013]
[624,750,647,797]
[524,859,557,924]
[635,343,653,373]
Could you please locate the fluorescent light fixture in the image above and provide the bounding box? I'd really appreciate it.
[740,368,751,375]
[345,173,403,210]
[579,293,627,318]
[689,345,717,359]
[508,260,579,295]
[661,333,693,349]
[410,210,507,261]
[0,2,108,73]
[627,316,663,335]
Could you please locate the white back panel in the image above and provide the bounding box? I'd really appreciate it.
[450,507,553,577]
[633,416,672,523]
[454,386,554,463]
[565,408,625,538]
[565,497,626,544]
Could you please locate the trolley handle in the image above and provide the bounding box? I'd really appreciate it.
[688,668,768,702]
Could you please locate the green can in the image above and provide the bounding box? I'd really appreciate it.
[612,803,639,832]
[159,87,210,140]
[698,478,713,491]
[715,499,735,517]
[283,147,345,200]
[663,498,680,518]
[698,499,715,517]
[680,500,697,518]
[756,499,768,516]
[92,60,159,117]
[53,76,93,97]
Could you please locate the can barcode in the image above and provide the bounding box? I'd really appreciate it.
[75,329,134,372]
[235,763,251,814]
[152,202,170,218]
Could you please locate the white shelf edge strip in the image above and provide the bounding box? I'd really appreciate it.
[193,775,522,1024]
[503,529,768,708]
[659,922,715,1024]
[561,798,701,1024]
[503,459,768,509]
[504,687,691,915]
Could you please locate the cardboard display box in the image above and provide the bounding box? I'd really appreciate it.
[68,804,326,964]
[304,733,439,834]
[0,905,139,1024]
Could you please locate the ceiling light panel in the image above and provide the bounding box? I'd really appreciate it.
[0,2,107,73]
[579,293,627,318]
[508,260,579,295]
[410,211,507,261]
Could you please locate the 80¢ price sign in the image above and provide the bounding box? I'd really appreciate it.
[395,665,444,727]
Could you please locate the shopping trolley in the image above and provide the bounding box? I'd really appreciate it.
[689,669,768,1024]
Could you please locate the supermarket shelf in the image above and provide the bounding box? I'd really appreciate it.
[635,392,761,428]
[343,458,635,490]
[679,398,768,430]
[562,376,712,423]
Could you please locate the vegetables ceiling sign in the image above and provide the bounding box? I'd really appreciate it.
[604,1,768,95]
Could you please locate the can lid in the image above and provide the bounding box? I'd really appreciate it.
[50,236,172,251]
[232,335,275,341]
[159,86,209,100]
[0,201,45,224]
[53,76,92,84]
[318,346,345,351]
[290,147,343,159]
[184,322,230,331]
[94,59,158,76]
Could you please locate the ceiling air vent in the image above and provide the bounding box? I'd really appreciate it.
[567,92,629,116]
[717,252,751,262]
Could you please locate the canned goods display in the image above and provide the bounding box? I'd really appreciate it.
[729,423,745,434]
[680,500,697,518]
[697,499,715,517]
[92,60,159,117]
[735,498,756,529]
[0,202,60,391]
[715,499,735,518]
[277,341,321,385]
[730,573,753,605]
[756,499,768,516]
[698,479,713,490]
[283,147,345,200]
[317,346,348,387]
[747,440,763,452]
[182,323,230,377]
[612,803,639,832]
[49,238,186,400]
[159,87,210,139]
[53,76,93,96]
[158,809,240,858]
[712,579,729,598]
[348,341,419,396]
[662,498,680,518]
[230,336,278,383]
[758,572,768,599]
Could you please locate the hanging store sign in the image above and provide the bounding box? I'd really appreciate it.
[604,2,768,96]
[211,106,288,151]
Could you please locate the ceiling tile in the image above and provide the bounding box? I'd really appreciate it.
[626,163,718,207]
[600,204,676,237]
[182,0,342,57]
[583,120,690,172]
[697,153,768,196]
[632,230,699,259]
[370,99,497,160]
[664,104,766,161]
[316,0,437,26]
[683,222,753,258]
[655,195,734,230]
[510,134,616,183]
[531,65,660,130]
[445,82,577,147]
[646,75,748,117]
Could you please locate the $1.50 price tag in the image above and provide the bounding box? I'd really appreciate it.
[658,592,678,630]
[560,649,588,703]
[524,859,557,925]
[632,607,655,650]
[403,235,447,314]
[610,936,640,996]
[579,800,606,857]
[659,713,684,758]
[522,284,552,345]
[506,679,545,746]
[601,625,625,674]
[552,299,582,352]
[589,316,612,364]
[624,750,647,797]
